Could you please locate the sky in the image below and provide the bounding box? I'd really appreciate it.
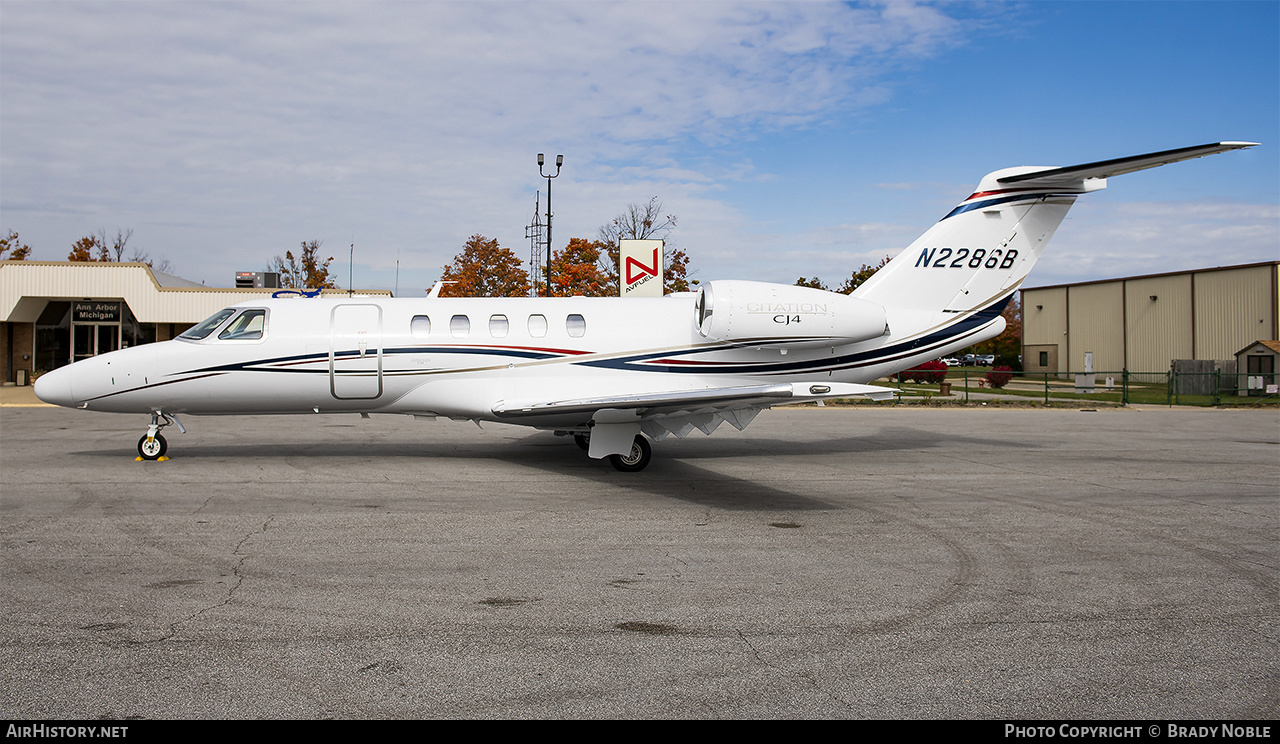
[2,1,1276,294]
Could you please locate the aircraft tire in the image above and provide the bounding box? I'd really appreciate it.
[138,433,167,460]
[608,435,651,472]
[574,433,590,451]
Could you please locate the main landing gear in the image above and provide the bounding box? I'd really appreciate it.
[608,435,652,472]
[137,411,183,461]
[563,431,653,472]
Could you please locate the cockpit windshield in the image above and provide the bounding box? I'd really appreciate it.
[217,309,266,340]
[178,308,236,340]
[177,308,268,342]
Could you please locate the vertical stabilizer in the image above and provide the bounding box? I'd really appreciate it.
[852,142,1257,329]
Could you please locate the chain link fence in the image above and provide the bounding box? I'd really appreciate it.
[889,366,1279,407]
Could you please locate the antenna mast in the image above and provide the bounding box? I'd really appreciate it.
[525,192,546,297]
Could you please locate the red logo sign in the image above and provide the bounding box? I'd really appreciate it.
[625,248,660,285]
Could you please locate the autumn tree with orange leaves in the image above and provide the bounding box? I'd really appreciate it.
[660,246,693,293]
[270,240,338,289]
[974,294,1022,368]
[439,234,531,297]
[1,231,32,260]
[550,238,616,296]
[68,235,111,262]
[64,228,172,271]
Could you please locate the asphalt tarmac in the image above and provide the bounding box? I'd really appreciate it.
[1,403,1276,719]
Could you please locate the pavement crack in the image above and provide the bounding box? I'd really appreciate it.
[735,629,854,711]
[149,515,274,642]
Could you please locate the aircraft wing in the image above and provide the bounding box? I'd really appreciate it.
[492,381,895,443]
[492,381,893,419]
[997,141,1258,188]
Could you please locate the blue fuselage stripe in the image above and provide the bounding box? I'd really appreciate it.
[941,193,1074,221]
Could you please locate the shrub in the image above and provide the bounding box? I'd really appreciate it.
[985,365,1013,389]
[903,360,949,385]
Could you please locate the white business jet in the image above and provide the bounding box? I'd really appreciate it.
[35,142,1257,470]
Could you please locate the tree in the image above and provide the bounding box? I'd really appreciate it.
[958,295,1022,369]
[662,245,694,293]
[64,227,172,271]
[835,256,891,295]
[794,277,829,291]
[439,234,530,297]
[68,235,108,261]
[270,240,338,290]
[986,295,1023,368]
[793,256,890,295]
[596,197,694,294]
[550,238,616,296]
[598,196,678,245]
[270,251,304,289]
[298,240,337,289]
[0,231,32,260]
[99,228,133,261]
[127,247,173,274]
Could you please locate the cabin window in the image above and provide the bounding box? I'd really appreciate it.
[179,308,236,340]
[489,314,509,338]
[410,315,431,338]
[566,314,586,338]
[450,315,470,338]
[217,309,267,341]
[528,314,547,338]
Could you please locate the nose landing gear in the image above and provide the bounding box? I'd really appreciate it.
[137,433,167,460]
[137,411,183,461]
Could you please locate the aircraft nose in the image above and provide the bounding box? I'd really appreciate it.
[33,365,77,408]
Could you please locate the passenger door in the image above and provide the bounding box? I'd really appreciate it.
[329,304,382,400]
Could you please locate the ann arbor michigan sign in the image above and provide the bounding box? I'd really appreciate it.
[73,302,121,323]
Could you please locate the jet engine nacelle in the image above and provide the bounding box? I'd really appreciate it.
[694,280,888,348]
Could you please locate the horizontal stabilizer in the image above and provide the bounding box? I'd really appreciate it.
[997,141,1257,188]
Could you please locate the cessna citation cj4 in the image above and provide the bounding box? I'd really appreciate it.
[35,142,1257,471]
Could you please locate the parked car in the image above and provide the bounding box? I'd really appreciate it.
[978,355,995,366]
[941,357,961,367]
[961,354,978,366]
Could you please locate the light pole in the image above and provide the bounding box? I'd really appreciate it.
[538,153,562,297]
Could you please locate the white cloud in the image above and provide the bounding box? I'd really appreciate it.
[1,1,981,289]
[1031,200,1280,286]
[2,2,1272,294]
